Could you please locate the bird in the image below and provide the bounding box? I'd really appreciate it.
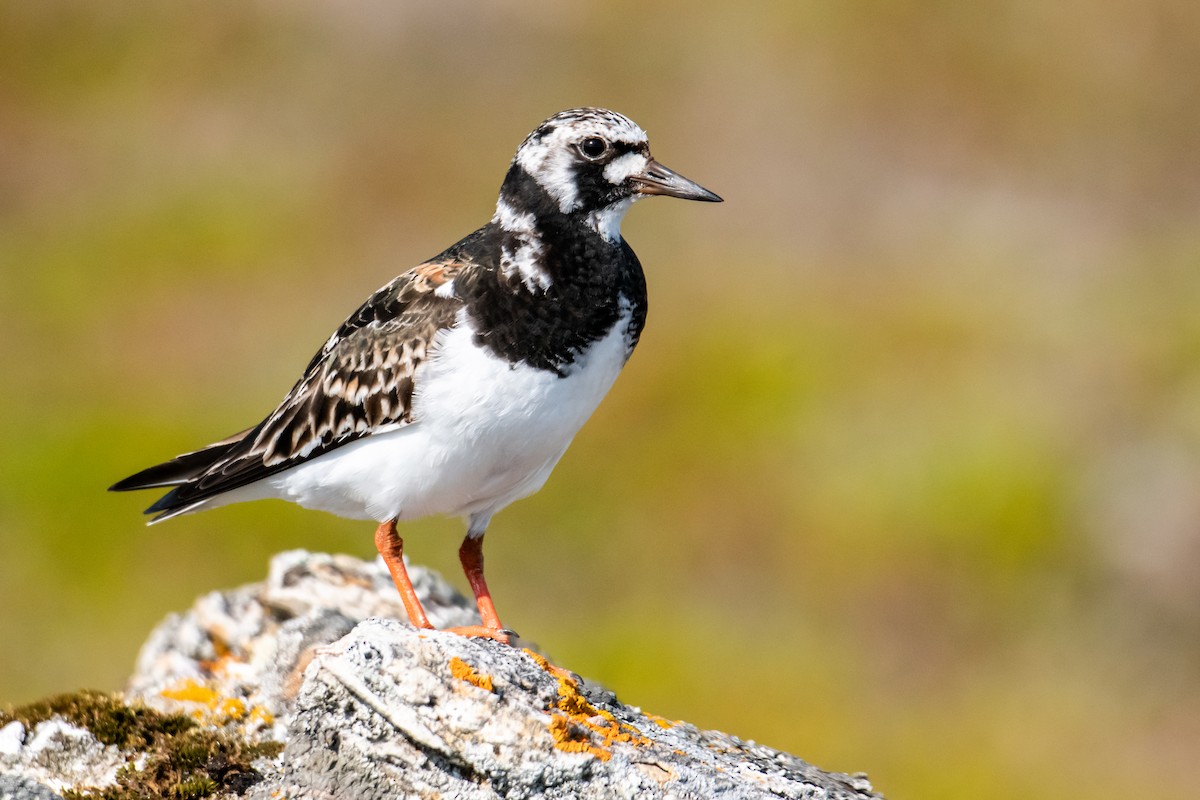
[110,107,721,644]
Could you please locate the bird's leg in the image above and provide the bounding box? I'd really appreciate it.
[376,519,510,644]
[374,519,433,630]
[445,531,512,645]
[460,533,503,629]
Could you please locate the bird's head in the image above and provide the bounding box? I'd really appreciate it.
[497,107,721,243]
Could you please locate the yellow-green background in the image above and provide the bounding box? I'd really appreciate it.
[3,3,1198,798]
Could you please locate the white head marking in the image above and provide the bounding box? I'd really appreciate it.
[603,151,650,185]
[493,197,552,291]
[492,197,537,235]
[514,108,649,214]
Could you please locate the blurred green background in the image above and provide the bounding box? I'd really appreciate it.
[3,2,1199,798]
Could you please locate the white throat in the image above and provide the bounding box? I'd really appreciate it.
[586,197,639,243]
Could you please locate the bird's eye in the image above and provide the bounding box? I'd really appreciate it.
[578,137,608,159]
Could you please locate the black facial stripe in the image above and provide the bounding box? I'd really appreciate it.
[497,163,565,220]
[609,140,648,158]
[576,168,623,206]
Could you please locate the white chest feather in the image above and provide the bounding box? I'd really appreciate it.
[256,307,635,522]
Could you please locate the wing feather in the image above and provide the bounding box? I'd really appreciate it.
[121,258,470,518]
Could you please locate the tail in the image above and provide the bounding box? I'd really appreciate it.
[109,427,255,522]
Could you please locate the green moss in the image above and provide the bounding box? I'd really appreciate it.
[0,690,194,749]
[3,691,282,800]
[169,777,219,800]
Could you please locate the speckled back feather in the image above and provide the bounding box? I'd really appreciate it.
[118,259,468,518]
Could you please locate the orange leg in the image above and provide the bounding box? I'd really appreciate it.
[374,520,511,645]
[445,533,512,644]
[461,534,505,628]
[374,520,433,630]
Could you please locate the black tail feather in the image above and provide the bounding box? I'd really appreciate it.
[145,484,191,517]
[108,427,255,494]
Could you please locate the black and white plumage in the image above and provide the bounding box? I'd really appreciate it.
[111,107,721,642]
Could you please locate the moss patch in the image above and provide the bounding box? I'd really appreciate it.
[1,690,193,749]
[2,690,282,799]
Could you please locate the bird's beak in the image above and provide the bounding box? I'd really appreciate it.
[631,159,723,202]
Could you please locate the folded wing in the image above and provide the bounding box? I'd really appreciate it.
[110,259,470,521]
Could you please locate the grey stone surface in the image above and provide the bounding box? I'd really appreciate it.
[125,549,480,742]
[5,550,881,799]
[0,719,127,797]
[0,775,64,800]
[248,617,879,800]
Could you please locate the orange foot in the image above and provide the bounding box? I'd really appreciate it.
[376,520,518,647]
[445,625,515,645]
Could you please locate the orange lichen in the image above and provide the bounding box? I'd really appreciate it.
[448,656,495,692]
[548,715,612,761]
[197,639,236,674]
[524,649,650,761]
[522,649,558,674]
[159,678,269,726]
[216,697,247,720]
[647,714,676,729]
[248,705,275,727]
[161,679,220,707]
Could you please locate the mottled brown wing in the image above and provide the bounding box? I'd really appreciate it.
[253,316,441,466]
[139,260,467,516]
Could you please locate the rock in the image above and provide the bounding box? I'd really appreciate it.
[0,774,65,800]
[249,617,878,799]
[0,724,23,757]
[0,717,125,797]
[3,551,881,799]
[125,550,481,743]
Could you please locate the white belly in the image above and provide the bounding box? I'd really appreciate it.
[246,307,634,523]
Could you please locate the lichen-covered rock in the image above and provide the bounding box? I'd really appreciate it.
[0,717,122,798]
[125,550,479,742]
[0,774,65,800]
[4,551,881,799]
[251,617,878,799]
[0,689,279,799]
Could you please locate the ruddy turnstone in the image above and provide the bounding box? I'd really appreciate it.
[111,107,721,644]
